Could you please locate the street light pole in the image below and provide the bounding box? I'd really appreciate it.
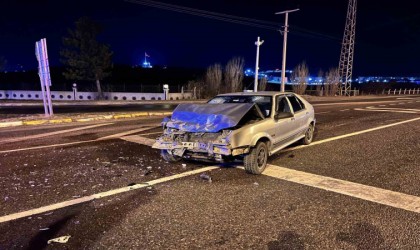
[275,8,299,92]
[254,36,264,92]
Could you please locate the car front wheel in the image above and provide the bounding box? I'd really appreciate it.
[161,149,181,162]
[244,141,268,175]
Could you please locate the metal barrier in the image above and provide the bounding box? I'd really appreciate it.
[386,88,420,95]
[0,90,193,101]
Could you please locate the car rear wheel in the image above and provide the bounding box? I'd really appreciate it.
[161,149,181,162]
[301,123,314,145]
[244,141,268,174]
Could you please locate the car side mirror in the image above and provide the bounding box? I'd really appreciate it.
[275,111,294,120]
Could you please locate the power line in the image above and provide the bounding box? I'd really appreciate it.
[291,26,341,42]
[125,0,341,42]
[126,0,281,26]
[125,0,279,30]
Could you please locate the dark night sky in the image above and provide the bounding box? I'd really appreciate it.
[1,0,420,76]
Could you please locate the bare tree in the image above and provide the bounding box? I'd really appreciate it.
[316,69,323,96]
[224,57,245,93]
[205,63,222,98]
[291,61,309,95]
[186,79,205,99]
[258,76,268,91]
[325,67,340,96]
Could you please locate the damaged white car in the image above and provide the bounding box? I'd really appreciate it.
[152,91,316,174]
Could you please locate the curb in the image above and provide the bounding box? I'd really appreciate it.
[0,111,172,128]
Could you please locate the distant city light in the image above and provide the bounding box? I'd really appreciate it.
[247,70,420,85]
[142,52,153,68]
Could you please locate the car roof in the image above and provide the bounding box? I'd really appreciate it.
[216,91,296,97]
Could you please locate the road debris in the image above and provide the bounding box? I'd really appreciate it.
[199,173,212,183]
[144,170,152,176]
[47,235,71,244]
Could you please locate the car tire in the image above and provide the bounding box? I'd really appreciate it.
[244,141,268,175]
[301,123,314,145]
[161,149,181,162]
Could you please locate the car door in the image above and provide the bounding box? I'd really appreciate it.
[272,95,299,149]
[286,94,308,139]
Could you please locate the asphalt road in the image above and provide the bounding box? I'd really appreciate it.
[0,102,180,120]
[0,95,419,249]
[0,95,412,118]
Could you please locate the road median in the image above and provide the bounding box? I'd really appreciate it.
[0,111,172,128]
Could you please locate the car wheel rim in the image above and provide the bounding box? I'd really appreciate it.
[257,147,267,168]
[306,126,313,142]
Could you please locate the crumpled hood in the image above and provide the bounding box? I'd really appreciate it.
[164,103,255,132]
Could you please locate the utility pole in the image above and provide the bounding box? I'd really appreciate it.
[254,36,264,92]
[275,9,299,92]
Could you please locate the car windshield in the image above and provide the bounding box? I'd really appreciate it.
[208,95,272,117]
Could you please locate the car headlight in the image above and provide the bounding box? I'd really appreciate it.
[219,130,233,144]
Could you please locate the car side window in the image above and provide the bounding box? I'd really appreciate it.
[286,95,304,113]
[276,96,291,113]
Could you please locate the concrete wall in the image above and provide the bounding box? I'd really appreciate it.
[0,90,193,101]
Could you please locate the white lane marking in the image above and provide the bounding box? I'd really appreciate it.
[366,107,420,112]
[1,123,113,144]
[0,166,219,223]
[0,140,98,154]
[281,117,420,153]
[96,125,160,140]
[312,100,399,107]
[339,109,350,112]
[263,165,420,214]
[315,111,331,115]
[379,105,386,107]
[120,135,155,146]
[390,104,396,105]
[354,108,418,114]
[138,131,162,136]
[399,103,405,104]
[0,125,161,154]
